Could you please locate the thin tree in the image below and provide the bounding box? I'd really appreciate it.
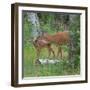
[27,12,41,39]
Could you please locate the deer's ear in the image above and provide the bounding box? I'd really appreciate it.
[33,37,37,42]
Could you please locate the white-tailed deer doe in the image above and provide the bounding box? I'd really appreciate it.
[30,31,70,63]
[42,31,70,58]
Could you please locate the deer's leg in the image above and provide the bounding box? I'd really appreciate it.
[57,46,60,58]
[48,45,55,58]
[57,46,63,59]
[47,46,51,58]
[60,47,63,59]
[51,47,55,58]
[34,48,41,64]
[47,48,51,58]
[36,48,41,60]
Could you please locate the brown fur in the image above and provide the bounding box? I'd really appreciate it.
[43,31,70,44]
[31,31,70,62]
[43,31,70,58]
[32,36,55,60]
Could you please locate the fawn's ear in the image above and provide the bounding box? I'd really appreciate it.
[29,37,38,43]
[33,37,37,42]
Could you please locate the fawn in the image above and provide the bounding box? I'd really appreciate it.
[30,36,55,61]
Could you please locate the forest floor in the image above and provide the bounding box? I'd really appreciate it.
[23,43,80,77]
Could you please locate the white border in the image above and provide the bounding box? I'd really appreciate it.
[18,6,86,84]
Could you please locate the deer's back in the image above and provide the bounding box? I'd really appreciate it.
[54,32,70,44]
[45,32,70,45]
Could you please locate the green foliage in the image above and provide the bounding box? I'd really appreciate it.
[23,12,80,77]
[69,15,80,68]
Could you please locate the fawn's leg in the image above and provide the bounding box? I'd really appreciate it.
[35,48,41,64]
[37,48,41,59]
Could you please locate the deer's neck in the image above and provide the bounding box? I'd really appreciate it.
[45,35,54,42]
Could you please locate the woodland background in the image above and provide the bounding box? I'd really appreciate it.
[23,11,80,77]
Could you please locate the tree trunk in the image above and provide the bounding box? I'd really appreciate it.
[27,12,41,38]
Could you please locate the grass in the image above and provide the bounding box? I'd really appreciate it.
[23,42,80,77]
[23,11,80,77]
